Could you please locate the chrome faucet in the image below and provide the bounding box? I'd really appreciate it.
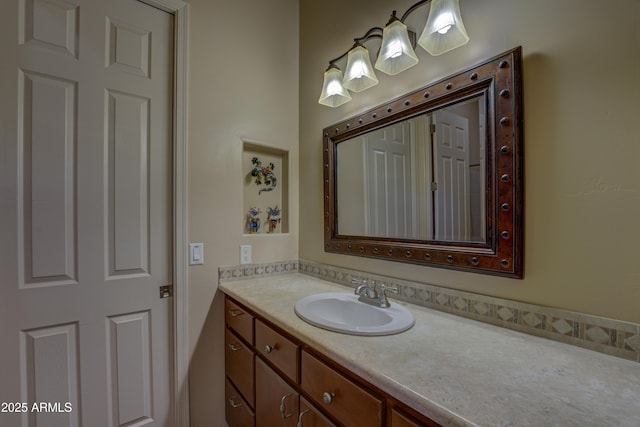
[351,278,399,308]
[352,278,377,298]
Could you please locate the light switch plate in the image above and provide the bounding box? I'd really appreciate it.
[240,245,252,265]
[189,243,204,265]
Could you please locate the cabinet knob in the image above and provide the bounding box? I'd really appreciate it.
[264,344,275,354]
[227,343,241,351]
[322,391,335,404]
[228,309,243,317]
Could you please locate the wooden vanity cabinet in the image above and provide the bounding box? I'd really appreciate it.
[224,295,441,427]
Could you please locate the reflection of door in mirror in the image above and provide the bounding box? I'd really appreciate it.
[431,98,485,242]
[365,121,416,239]
[336,121,417,239]
[336,94,486,243]
[433,109,471,240]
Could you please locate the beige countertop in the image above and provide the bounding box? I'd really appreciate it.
[219,274,640,427]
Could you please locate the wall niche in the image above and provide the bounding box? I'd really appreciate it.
[242,141,289,235]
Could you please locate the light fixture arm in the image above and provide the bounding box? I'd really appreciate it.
[399,0,432,22]
[327,27,383,68]
[325,0,433,69]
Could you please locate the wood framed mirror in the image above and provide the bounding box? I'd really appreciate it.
[323,47,523,278]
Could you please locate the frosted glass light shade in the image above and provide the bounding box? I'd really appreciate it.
[318,66,352,108]
[343,45,379,92]
[418,0,469,56]
[374,19,419,76]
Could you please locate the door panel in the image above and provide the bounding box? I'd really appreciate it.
[18,69,78,287]
[107,311,153,426]
[1,0,174,425]
[20,322,81,427]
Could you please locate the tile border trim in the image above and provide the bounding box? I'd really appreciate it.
[218,259,640,362]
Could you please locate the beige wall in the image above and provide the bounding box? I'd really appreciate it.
[186,0,639,423]
[300,0,640,323]
[186,0,299,425]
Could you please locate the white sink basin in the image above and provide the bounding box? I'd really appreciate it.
[294,292,414,336]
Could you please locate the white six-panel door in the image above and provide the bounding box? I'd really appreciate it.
[432,109,471,241]
[364,122,417,239]
[0,0,174,425]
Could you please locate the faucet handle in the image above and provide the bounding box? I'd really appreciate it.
[351,278,368,286]
[379,283,399,294]
[377,283,399,308]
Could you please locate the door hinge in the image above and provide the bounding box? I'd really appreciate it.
[160,284,173,299]
[431,182,438,191]
[430,123,436,134]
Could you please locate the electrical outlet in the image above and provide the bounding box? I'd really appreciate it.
[240,245,252,265]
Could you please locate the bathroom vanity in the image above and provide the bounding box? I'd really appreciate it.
[224,296,433,426]
[220,274,640,426]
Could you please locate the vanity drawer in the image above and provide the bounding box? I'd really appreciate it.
[225,377,255,427]
[301,350,383,427]
[225,328,255,407]
[226,298,254,344]
[255,319,299,383]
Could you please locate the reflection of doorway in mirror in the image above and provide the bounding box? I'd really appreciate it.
[432,110,471,240]
[431,97,485,242]
[364,122,417,239]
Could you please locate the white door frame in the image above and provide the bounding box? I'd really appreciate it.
[139,1,189,425]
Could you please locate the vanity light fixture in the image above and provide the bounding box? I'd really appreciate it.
[318,64,352,107]
[374,12,419,76]
[342,43,379,92]
[318,0,469,108]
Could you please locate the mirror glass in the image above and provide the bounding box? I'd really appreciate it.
[323,47,523,278]
[336,94,486,242]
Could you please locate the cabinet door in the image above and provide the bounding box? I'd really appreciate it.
[297,397,336,427]
[256,357,299,427]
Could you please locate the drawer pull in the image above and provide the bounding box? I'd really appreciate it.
[228,395,243,408]
[228,309,244,317]
[322,391,335,405]
[296,409,310,427]
[227,343,241,351]
[279,393,294,419]
[264,344,275,354]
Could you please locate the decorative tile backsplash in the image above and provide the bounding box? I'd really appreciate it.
[218,260,299,283]
[218,259,640,362]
